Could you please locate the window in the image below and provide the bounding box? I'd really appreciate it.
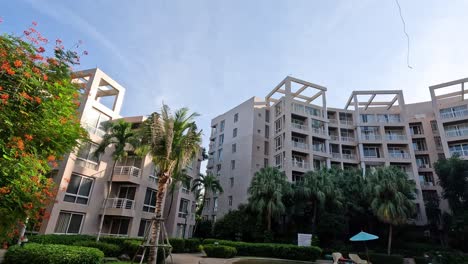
[275,103,282,117]
[434,136,443,150]
[264,158,268,168]
[430,120,438,132]
[143,188,157,212]
[234,113,238,123]
[54,211,84,234]
[257,129,261,134]
[228,196,233,206]
[275,118,283,133]
[275,153,283,167]
[138,219,151,237]
[213,197,218,212]
[232,144,236,153]
[264,141,269,155]
[233,128,237,138]
[107,218,130,235]
[416,155,431,168]
[64,174,93,205]
[265,110,270,122]
[176,223,186,238]
[76,142,100,170]
[275,135,283,151]
[409,123,424,135]
[363,146,380,158]
[229,177,234,187]
[220,120,225,132]
[216,164,221,173]
[84,108,110,136]
[265,125,270,138]
[178,199,189,217]
[212,215,217,222]
[204,198,210,208]
[217,148,223,162]
[231,160,236,170]
[218,134,224,146]
[413,138,427,151]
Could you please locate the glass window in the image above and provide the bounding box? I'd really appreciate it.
[138,219,151,237]
[231,160,236,170]
[64,174,93,205]
[228,196,233,206]
[265,110,270,122]
[143,188,157,212]
[54,211,84,234]
[232,144,236,153]
[234,113,238,123]
[220,120,225,132]
[179,199,189,217]
[265,125,269,138]
[213,197,218,212]
[264,158,268,168]
[218,134,224,146]
[233,128,237,138]
[230,177,234,187]
[84,108,110,136]
[217,149,223,162]
[108,218,130,235]
[76,142,100,170]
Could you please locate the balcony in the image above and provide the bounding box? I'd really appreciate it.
[149,175,158,184]
[417,164,431,169]
[361,134,382,141]
[342,153,356,160]
[386,134,407,141]
[292,141,309,150]
[388,152,411,159]
[440,109,468,120]
[450,150,468,158]
[102,198,135,217]
[312,128,326,136]
[341,136,355,142]
[331,152,341,159]
[291,159,310,170]
[329,119,338,125]
[291,123,308,132]
[420,181,435,187]
[329,134,339,141]
[207,158,214,168]
[339,119,353,126]
[446,128,468,138]
[83,123,106,138]
[312,144,326,153]
[113,166,141,184]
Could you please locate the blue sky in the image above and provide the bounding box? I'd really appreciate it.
[3,0,468,158]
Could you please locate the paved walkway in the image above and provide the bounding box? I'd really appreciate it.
[171,254,332,264]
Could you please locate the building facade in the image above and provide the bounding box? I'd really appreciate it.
[204,76,468,225]
[39,68,202,239]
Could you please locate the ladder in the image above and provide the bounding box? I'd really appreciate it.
[131,217,173,264]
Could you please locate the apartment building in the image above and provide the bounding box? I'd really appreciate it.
[204,76,468,225]
[39,68,202,239]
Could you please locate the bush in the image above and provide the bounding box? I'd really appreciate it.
[4,243,104,264]
[414,256,429,264]
[184,238,201,252]
[73,241,120,257]
[28,234,95,245]
[203,239,321,261]
[368,253,404,264]
[169,238,185,253]
[203,245,237,258]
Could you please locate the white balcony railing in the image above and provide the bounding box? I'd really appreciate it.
[312,144,326,152]
[114,166,141,177]
[312,128,326,135]
[342,153,356,160]
[83,123,106,138]
[291,123,308,131]
[386,134,407,141]
[105,198,134,210]
[339,119,353,126]
[75,158,99,170]
[450,150,468,157]
[440,109,468,119]
[361,134,382,141]
[291,160,310,169]
[341,136,355,142]
[331,152,341,159]
[417,163,431,169]
[329,119,338,124]
[292,141,309,150]
[149,175,158,184]
[446,129,468,138]
[330,135,339,141]
[389,152,411,159]
[420,181,435,187]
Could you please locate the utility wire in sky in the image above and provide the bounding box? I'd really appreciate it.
[395,0,413,69]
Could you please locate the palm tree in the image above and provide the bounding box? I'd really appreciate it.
[164,169,191,219]
[138,105,202,264]
[296,168,339,233]
[191,173,224,217]
[247,167,292,232]
[366,166,416,255]
[94,120,139,242]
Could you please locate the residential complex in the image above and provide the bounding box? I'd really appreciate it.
[39,68,202,239]
[204,76,468,225]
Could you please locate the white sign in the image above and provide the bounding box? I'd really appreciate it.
[297,233,312,247]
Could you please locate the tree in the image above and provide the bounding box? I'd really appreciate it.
[296,168,339,233]
[434,156,468,214]
[366,166,416,255]
[248,167,292,232]
[138,105,202,264]
[0,22,87,243]
[94,120,139,241]
[191,173,224,217]
[164,169,191,219]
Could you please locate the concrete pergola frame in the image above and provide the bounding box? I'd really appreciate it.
[265,76,327,106]
[345,90,403,111]
[429,77,468,102]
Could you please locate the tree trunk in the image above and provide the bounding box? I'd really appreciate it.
[267,203,272,231]
[193,191,207,237]
[387,224,393,255]
[96,160,117,242]
[165,185,176,219]
[17,217,29,245]
[148,172,170,264]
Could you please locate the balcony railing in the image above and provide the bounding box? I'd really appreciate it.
[420,181,435,187]
[417,163,431,169]
[329,119,338,124]
[361,134,382,141]
[339,119,353,126]
[75,158,98,170]
[312,144,326,152]
[341,136,355,142]
[114,166,141,177]
[105,198,134,210]
[342,153,356,160]
[450,150,468,157]
[330,135,339,141]
[386,134,407,141]
[292,141,309,150]
[446,128,468,138]
[389,152,411,159]
[331,152,341,159]
[149,175,158,184]
[291,160,310,169]
[440,109,468,119]
[291,123,308,131]
[83,123,106,138]
[312,128,326,135]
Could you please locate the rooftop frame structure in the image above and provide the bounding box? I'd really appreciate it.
[345,90,404,111]
[429,77,468,103]
[265,76,327,106]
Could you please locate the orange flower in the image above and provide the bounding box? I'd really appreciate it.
[16,138,24,150]
[6,68,15,75]
[24,72,31,78]
[47,155,56,162]
[13,60,22,67]
[0,86,3,91]
[35,97,42,104]
[21,92,32,100]
[25,134,33,141]
[43,74,48,81]
[32,67,40,74]
[0,187,10,194]
[0,94,9,100]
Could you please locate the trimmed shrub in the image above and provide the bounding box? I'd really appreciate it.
[73,241,120,257]
[28,234,95,245]
[203,239,321,261]
[184,238,201,252]
[368,253,404,264]
[203,245,237,258]
[414,256,429,264]
[4,243,104,264]
[169,238,185,253]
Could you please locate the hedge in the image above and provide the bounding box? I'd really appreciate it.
[73,241,121,257]
[4,243,104,264]
[28,234,95,245]
[368,253,404,264]
[168,238,185,253]
[203,245,237,258]
[202,239,321,261]
[184,238,201,253]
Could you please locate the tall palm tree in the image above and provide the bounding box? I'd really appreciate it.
[94,120,139,242]
[138,105,202,264]
[296,168,339,233]
[164,168,191,219]
[247,167,292,232]
[191,173,224,217]
[366,166,416,255]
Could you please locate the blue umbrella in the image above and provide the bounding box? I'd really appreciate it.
[350,231,379,263]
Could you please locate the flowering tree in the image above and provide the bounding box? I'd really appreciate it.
[0,21,87,244]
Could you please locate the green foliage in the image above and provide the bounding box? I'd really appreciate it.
[192,173,223,216]
[203,239,322,261]
[184,238,201,252]
[194,220,213,238]
[202,245,237,258]
[28,234,95,244]
[4,243,104,264]
[434,156,468,213]
[367,253,404,264]
[72,241,120,257]
[168,238,185,253]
